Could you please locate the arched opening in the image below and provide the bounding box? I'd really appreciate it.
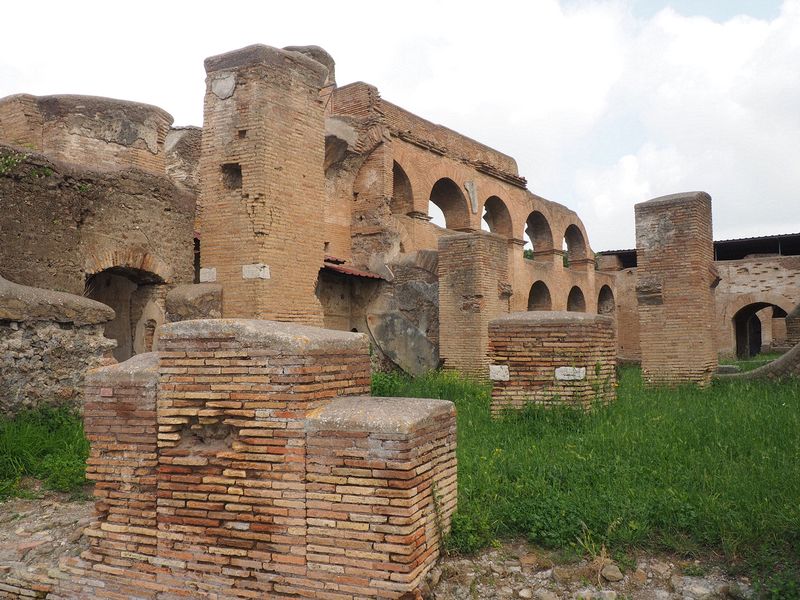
[528,281,552,311]
[567,286,586,312]
[85,266,165,362]
[391,161,414,215]
[733,302,789,358]
[428,178,470,230]
[564,224,587,267]
[598,285,615,316]
[481,196,513,237]
[524,211,553,258]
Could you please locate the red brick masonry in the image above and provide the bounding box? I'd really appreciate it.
[488,311,617,414]
[50,319,456,599]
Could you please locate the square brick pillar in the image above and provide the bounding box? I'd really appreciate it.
[155,319,370,597]
[438,231,510,380]
[305,397,457,597]
[82,353,159,566]
[198,45,329,324]
[635,192,718,385]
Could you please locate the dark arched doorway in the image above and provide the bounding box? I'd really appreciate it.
[85,266,165,362]
[733,303,789,359]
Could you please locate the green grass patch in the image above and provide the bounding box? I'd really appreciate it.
[0,406,89,499]
[720,351,785,372]
[373,367,800,596]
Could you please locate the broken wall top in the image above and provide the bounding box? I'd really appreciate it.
[0,93,174,176]
[0,275,114,325]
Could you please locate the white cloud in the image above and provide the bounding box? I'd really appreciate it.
[0,0,797,251]
[571,0,800,249]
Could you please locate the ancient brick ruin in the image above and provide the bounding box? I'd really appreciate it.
[1,37,800,599]
[600,236,800,364]
[634,192,718,386]
[488,312,616,413]
[52,320,456,599]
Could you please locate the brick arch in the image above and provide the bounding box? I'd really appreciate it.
[481,195,513,238]
[84,248,173,283]
[391,160,414,215]
[428,177,471,230]
[723,292,795,324]
[563,224,588,263]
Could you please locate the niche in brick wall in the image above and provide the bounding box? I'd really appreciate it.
[221,163,242,190]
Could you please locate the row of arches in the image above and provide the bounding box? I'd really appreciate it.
[527,282,615,315]
[391,161,588,262]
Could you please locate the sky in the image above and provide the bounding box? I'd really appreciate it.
[1,0,798,251]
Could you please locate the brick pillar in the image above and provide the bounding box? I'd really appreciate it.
[198,44,329,324]
[488,312,616,414]
[155,319,370,597]
[82,353,159,568]
[305,396,457,597]
[438,231,510,380]
[635,192,718,385]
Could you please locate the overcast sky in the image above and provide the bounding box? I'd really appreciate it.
[2,0,798,251]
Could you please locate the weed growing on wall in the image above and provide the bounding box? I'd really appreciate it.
[0,150,27,175]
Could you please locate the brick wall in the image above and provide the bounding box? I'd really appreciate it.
[0,144,195,296]
[635,192,718,385]
[0,94,172,175]
[488,312,616,414]
[55,318,456,599]
[197,45,328,324]
[438,231,510,379]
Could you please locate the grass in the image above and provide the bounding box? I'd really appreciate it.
[720,351,785,372]
[0,406,89,499]
[373,367,800,598]
[2,372,797,595]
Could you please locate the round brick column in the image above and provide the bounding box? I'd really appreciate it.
[488,311,616,414]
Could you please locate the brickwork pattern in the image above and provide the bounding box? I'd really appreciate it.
[198,45,328,324]
[0,144,194,296]
[0,94,172,175]
[635,192,718,385]
[438,231,510,380]
[305,397,457,597]
[54,319,456,599]
[488,312,616,414]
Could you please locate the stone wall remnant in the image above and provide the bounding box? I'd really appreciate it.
[197,44,328,324]
[0,275,114,413]
[634,192,718,385]
[488,311,616,414]
[164,283,223,322]
[57,318,457,599]
[0,94,173,175]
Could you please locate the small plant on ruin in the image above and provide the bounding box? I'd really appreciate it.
[0,150,27,175]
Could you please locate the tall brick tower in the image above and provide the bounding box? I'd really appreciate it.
[197,44,328,324]
[635,191,718,385]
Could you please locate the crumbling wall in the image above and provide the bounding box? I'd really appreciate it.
[0,144,195,296]
[57,318,457,599]
[635,192,718,385]
[197,44,328,324]
[0,276,114,413]
[165,126,202,192]
[0,94,173,175]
